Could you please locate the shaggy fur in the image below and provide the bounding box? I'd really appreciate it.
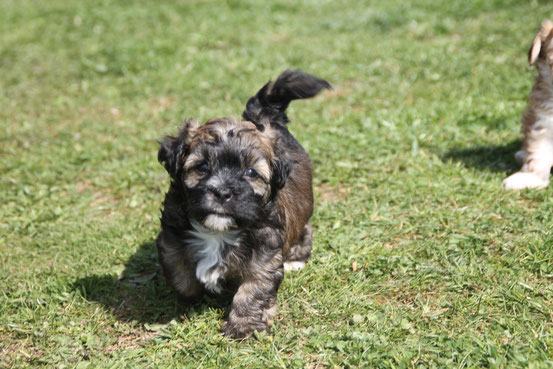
[156,70,331,339]
[504,20,553,190]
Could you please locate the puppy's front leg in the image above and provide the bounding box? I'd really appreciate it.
[222,261,283,339]
[504,136,553,190]
[156,232,203,301]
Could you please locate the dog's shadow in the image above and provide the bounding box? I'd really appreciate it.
[442,139,521,174]
[72,240,226,324]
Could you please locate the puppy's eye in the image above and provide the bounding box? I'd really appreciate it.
[245,168,258,178]
[196,162,209,173]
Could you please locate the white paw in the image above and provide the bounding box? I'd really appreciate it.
[503,172,549,190]
[283,261,305,272]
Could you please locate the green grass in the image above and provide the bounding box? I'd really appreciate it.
[2,0,553,367]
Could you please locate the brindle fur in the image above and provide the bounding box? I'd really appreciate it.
[504,20,553,190]
[156,70,331,339]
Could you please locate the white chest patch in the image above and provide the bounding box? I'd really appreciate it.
[188,220,241,293]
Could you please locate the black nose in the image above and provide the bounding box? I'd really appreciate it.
[210,187,232,202]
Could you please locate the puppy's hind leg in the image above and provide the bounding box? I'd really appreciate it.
[284,223,313,272]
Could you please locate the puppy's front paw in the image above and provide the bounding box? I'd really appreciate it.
[503,172,549,190]
[221,320,270,340]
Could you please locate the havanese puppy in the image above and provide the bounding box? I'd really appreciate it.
[504,20,553,190]
[156,70,331,339]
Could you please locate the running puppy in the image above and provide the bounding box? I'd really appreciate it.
[156,70,331,339]
[504,20,553,190]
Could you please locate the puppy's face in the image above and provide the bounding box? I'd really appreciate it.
[159,118,291,231]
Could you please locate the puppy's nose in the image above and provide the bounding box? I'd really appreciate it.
[210,187,232,202]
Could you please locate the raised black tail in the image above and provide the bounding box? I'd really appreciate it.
[243,70,331,128]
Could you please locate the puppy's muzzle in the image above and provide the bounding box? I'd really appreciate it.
[209,186,232,203]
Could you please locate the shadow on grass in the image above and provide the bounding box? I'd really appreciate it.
[72,240,228,324]
[443,139,521,174]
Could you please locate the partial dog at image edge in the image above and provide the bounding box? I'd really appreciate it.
[504,20,553,190]
[156,70,331,339]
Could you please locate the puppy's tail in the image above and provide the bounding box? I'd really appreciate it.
[243,70,331,127]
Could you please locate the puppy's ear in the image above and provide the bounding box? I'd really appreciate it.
[158,136,183,178]
[158,120,198,178]
[529,20,553,66]
[529,33,543,66]
[271,158,293,190]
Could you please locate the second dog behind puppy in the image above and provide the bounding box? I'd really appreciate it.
[504,20,553,190]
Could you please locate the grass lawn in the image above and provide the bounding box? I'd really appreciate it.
[3,0,553,367]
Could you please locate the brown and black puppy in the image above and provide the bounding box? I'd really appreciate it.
[504,20,553,190]
[156,70,330,339]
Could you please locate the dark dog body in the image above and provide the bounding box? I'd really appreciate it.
[156,70,330,339]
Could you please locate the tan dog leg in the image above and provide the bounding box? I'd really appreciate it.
[504,131,553,189]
